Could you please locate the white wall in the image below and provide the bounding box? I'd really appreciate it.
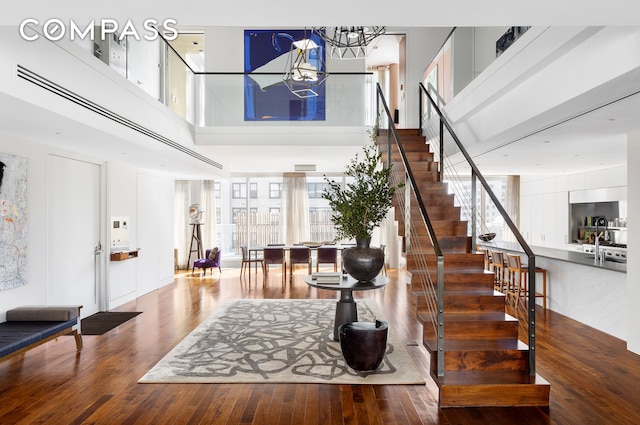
[402,27,453,129]
[627,131,640,354]
[0,27,206,172]
[107,163,175,309]
[0,26,212,315]
[0,128,175,318]
[444,26,640,154]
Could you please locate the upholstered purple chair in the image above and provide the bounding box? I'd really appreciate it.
[193,248,221,275]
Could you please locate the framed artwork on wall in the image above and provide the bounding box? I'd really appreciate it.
[244,29,326,121]
[0,152,27,290]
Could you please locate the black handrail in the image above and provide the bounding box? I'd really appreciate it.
[419,82,537,376]
[376,83,446,375]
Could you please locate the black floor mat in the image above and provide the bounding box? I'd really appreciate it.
[80,312,142,335]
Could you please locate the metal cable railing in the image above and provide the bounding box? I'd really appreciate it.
[419,82,538,376]
[375,84,446,376]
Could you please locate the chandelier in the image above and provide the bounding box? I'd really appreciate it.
[282,36,327,98]
[312,27,386,59]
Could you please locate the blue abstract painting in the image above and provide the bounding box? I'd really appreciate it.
[244,29,326,121]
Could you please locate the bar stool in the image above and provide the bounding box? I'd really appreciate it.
[505,253,547,309]
[490,250,506,293]
[477,247,492,271]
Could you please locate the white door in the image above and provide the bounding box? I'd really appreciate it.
[47,155,102,317]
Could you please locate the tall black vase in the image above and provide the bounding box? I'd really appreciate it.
[342,237,384,282]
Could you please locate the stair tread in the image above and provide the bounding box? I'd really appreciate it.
[443,289,505,296]
[408,269,489,275]
[442,312,517,322]
[425,339,528,351]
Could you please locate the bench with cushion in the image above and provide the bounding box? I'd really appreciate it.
[0,306,83,360]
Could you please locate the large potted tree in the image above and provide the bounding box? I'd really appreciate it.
[322,138,402,282]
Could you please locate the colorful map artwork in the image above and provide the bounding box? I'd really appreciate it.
[0,153,27,290]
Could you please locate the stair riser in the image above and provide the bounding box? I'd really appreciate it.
[407,206,461,220]
[411,193,455,206]
[418,295,506,314]
[411,222,468,237]
[439,351,529,372]
[439,385,550,407]
[406,253,485,270]
[424,321,519,341]
[409,274,495,292]
[408,236,471,254]
[407,171,439,182]
[391,152,435,162]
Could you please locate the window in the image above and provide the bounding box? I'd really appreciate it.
[231,232,238,250]
[250,183,258,199]
[232,183,247,199]
[307,182,329,199]
[214,182,221,198]
[232,207,243,224]
[215,207,221,224]
[269,208,280,225]
[269,183,282,199]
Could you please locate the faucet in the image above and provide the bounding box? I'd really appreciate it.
[594,217,607,265]
[594,233,600,265]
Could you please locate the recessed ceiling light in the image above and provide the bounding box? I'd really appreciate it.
[543,140,550,144]
[608,118,616,121]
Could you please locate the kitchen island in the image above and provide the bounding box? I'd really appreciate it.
[479,241,626,340]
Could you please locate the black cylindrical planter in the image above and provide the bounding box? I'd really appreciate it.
[339,320,388,371]
[342,237,384,282]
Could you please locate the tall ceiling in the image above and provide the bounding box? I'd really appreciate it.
[2,2,640,178]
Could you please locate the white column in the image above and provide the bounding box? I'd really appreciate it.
[627,131,640,354]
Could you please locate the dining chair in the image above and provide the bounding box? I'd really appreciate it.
[316,246,338,272]
[240,245,264,278]
[263,247,286,284]
[289,246,311,281]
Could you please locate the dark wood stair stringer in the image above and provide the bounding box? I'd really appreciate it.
[379,128,550,407]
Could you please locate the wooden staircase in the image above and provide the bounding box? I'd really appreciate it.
[380,129,550,407]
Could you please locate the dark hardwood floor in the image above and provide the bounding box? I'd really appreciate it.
[0,266,639,424]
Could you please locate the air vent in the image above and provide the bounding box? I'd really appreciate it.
[294,164,316,171]
[16,65,222,170]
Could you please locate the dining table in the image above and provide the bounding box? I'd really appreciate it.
[247,244,353,275]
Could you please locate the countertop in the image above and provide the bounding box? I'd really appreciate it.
[478,241,626,273]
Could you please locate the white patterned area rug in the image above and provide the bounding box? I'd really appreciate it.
[139,299,425,385]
